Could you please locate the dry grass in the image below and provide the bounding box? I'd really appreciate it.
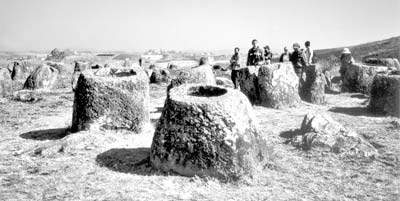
[0,73,399,200]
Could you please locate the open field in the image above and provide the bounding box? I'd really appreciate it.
[0,77,399,200]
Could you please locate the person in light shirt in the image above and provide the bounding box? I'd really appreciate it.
[279,47,290,62]
[304,41,314,65]
[229,47,241,89]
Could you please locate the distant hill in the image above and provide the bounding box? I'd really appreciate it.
[315,36,400,62]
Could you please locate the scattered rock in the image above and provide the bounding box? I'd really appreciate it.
[168,64,178,70]
[32,132,114,157]
[45,48,73,62]
[150,68,170,83]
[90,64,103,69]
[388,120,400,130]
[71,61,89,91]
[167,64,216,92]
[342,63,380,94]
[74,61,89,73]
[291,113,377,158]
[369,73,400,117]
[363,58,400,69]
[0,67,11,79]
[258,63,300,108]
[150,70,162,83]
[166,75,188,95]
[301,65,326,104]
[23,64,59,90]
[71,67,150,133]
[0,68,14,97]
[213,65,222,70]
[238,66,260,104]
[216,77,233,88]
[11,61,31,81]
[46,62,69,75]
[179,64,216,85]
[123,59,132,67]
[151,84,268,180]
[12,90,43,102]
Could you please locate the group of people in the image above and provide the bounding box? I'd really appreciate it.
[229,39,314,89]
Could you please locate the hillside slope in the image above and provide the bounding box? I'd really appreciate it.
[315,36,400,62]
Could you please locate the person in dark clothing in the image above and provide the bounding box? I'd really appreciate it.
[264,45,273,64]
[289,43,307,78]
[138,58,143,67]
[230,47,241,89]
[246,39,264,66]
[279,47,290,62]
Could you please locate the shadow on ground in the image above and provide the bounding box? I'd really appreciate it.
[325,88,341,95]
[329,106,383,117]
[20,128,70,140]
[350,94,368,99]
[279,129,302,139]
[96,148,155,175]
[279,129,303,145]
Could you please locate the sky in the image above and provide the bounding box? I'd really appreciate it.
[0,0,399,53]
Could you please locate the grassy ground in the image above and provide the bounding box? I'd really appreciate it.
[0,75,399,200]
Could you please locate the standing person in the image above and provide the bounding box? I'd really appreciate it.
[246,39,265,66]
[138,58,143,67]
[304,41,314,65]
[264,45,273,64]
[279,47,290,62]
[123,58,131,67]
[339,48,354,82]
[229,47,241,89]
[289,43,307,78]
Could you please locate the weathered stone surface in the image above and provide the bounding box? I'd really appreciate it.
[150,68,170,84]
[216,77,233,88]
[323,70,333,91]
[0,67,11,80]
[258,63,300,108]
[123,59,132,67]
[71,67,150,133]
[12,90,43,102]
[0,68,13,97]
[23,64,59,90]
[71,61,89,91]
[342,63,378,94]
[291,113,377,158]
[369,73,400,117]
[46,62,72,76]
[74,61,89,72]
[301,65,326,104]
[176,64,216,85]
[11,61,31,81]
[46,48,73,62]
[238,66,260,104]
[364,58,400,69]
[167,64,216,92]
[151,84,268,180]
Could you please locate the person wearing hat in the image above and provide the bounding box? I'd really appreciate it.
[246,39,265,66]
[339,48,355,82]
[289,43,307,78]
[264,45,273,64]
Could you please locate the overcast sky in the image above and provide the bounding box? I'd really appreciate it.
[0,0,399,52]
